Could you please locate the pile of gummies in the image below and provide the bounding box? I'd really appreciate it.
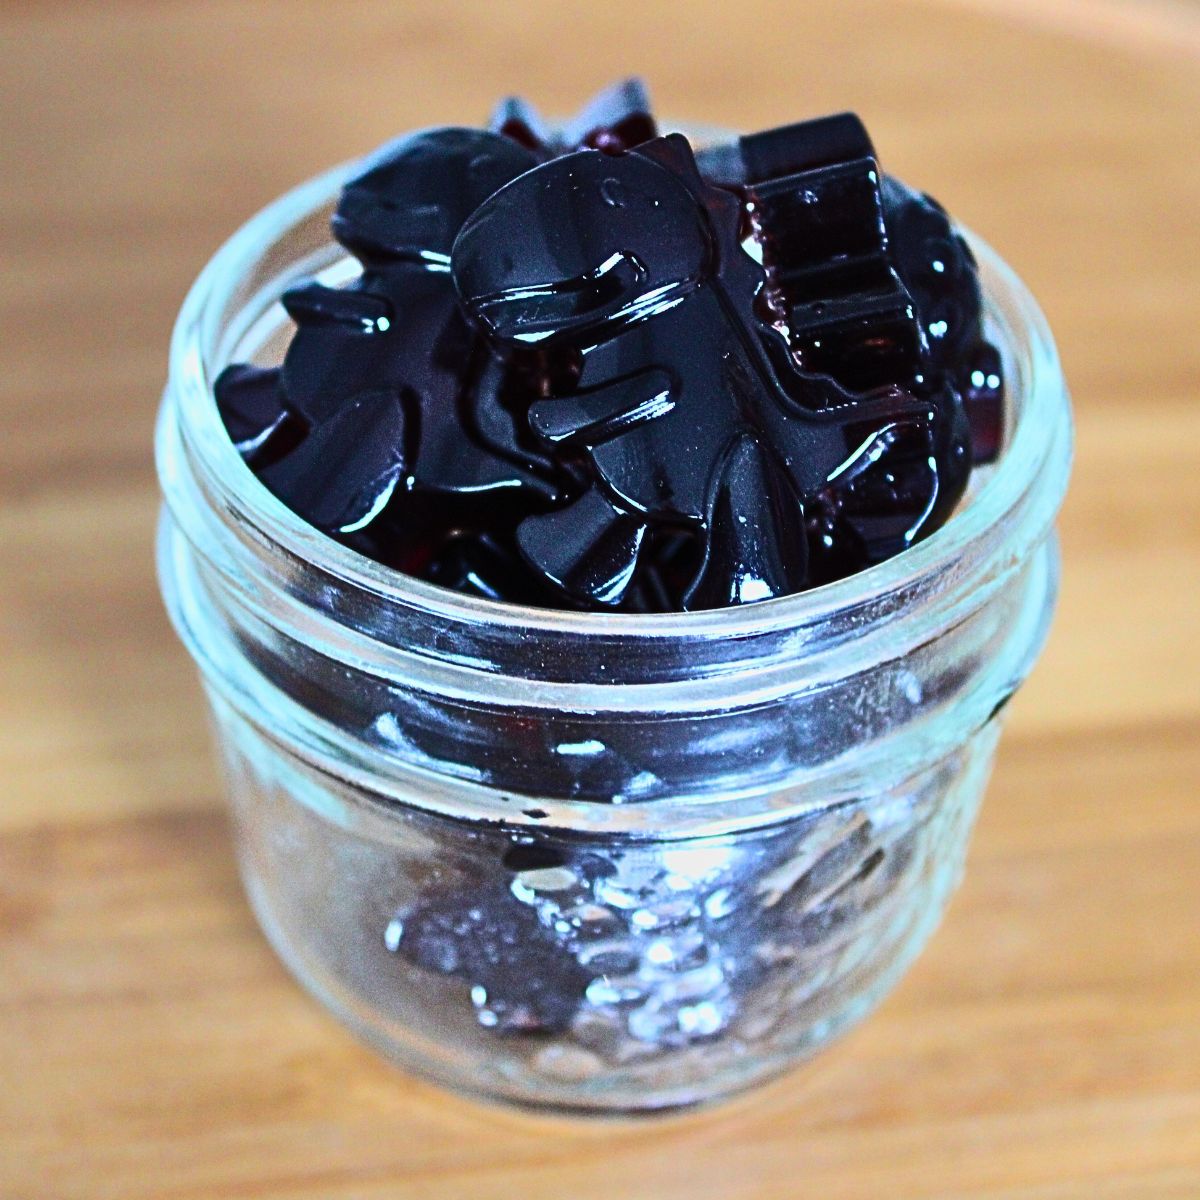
[217,79,1003,613]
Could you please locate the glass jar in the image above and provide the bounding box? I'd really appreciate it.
[156,157,1072,1113]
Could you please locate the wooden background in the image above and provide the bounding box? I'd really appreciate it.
[2,2,1199,1197]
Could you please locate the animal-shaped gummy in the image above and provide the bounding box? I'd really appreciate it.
[735,115,928,394]
[490,76,657,158]
[332,126,542,267]
[706,117,998,466]
[215,89,992,611]
[452,135,951,610]
[216,128,564,573]
[880,175,1005,463]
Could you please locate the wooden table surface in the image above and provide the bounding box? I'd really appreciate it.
[3,2,1199,1197]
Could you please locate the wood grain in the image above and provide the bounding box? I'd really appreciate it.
[1,2,1198,1197]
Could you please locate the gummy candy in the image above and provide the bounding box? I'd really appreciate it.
[454,135,946,609]
[215,83,1002,611]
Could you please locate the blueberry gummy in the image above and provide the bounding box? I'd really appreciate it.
[215,79,1004,613]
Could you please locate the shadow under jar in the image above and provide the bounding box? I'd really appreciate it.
[156,156,1072,1114]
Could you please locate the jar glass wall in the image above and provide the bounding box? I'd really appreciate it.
[157,159,1071,1112]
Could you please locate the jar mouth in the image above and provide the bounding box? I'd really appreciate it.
[164,152,1070,672]
[160,144,1071,820]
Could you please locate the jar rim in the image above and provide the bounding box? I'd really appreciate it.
[167,151,1068,651]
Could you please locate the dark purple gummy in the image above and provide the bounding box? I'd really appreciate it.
[257,389,406,534]
[502,842,567,872]
[684,433,811,609]
[491,79,655,160]
[283,268,557,501]
[739,112,874,182]
[389,877,592,1035]
[805,423,938,585]
[739,117,925,395]
[516,489,648,608]
[213,364,284,447]
[561,76,657,154]
[264,145,567,558]
[490,95,554,155]
[753,157,892,303]
[331,127,540,266]
[880,175,982,377]
[696,112,874,187]
[963,340,1005,464]
[213,364,307,468]
[282,124,566,536]
[216,89,997,613]
[278,282,396,425]
[879,175,1004,462]
[416,528,553,606]
[453,134,946,610]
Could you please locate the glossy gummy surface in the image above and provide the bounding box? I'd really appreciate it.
[214,87,1003,612]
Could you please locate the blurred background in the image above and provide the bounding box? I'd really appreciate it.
[2,2,1198,1197]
